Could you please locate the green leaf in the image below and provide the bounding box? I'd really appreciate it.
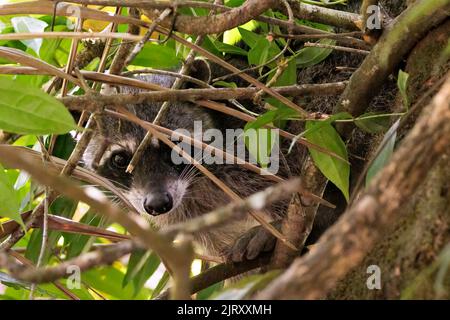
[0,25,16,47]
[0,271,28,291]
[238,27,262,48]
[355,112,391,134]
[36,282,94,300]
[11,16,48,55]
[223,19,258,45]
[202,36,222,57]
[25,197,77,264]
[296,39,335,68]
[212,40,248,56]
[305,121,350,201]
[366,119,399,186]
[83,266,149,300]
[150,271,170,299]
[212,270,280,300]
[15,37,63,88]
[197,281,224,300]
[123,249,160,297]
[0,164,24,229]
[123,249,149,288]
[64,210,104,259]
[12,135,37,147]
[247,38,280,70]
[0,271,60,299]
[263,60,298,113]
[397,69,410,110]
[272,59,297,87]
[0,77,76,135]
[131,43,181,69]
[49,133,76,160]
[289,112,352,151]
[246,106,299,131]
[54,37,71,67]
[36,15,68,28]
[132,254,160,297]
[213,80,237,88]
[248,38,271,67]
[224,0,246,7]
[244,126,276,168]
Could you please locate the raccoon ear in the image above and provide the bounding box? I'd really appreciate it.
[188,58,211,86]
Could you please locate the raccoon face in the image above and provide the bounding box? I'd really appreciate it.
[93,137,186,216]
[83,63,232,220]
[83,95,217,219]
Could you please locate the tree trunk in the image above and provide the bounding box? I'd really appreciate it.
[329,20,450,300]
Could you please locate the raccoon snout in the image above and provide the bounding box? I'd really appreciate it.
[143,192,173,215]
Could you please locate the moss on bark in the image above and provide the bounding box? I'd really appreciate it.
[329,20,450,300]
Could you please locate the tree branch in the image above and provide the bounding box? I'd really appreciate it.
[142,0,278,35]
[255,73,450,299]
[335,0,450,118]
[282,0,361,31]
[271,158,327,268]
[1,241,136,284]
[60,82,347,110]
[0,144,192,297]
[162,178,328,238]
[156,253,271,300]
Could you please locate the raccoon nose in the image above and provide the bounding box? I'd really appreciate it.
[144,192,173,215]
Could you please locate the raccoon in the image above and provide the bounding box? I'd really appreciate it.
[82,0,412,260]
[83,60,306,260]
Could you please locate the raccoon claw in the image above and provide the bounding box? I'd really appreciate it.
[228,222,280,263]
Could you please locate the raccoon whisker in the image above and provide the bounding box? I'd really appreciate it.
[180,170,199,185]
[183,169,201,183]
[181,196,204,201]
[109,180,132,191]
[179,162,195,176]
[179,147,208,180]
[180,173,203,189]
[180,158,200,178]
[179,167,194,182]
[179,166,195,181]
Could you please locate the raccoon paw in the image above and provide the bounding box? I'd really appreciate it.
[228,222,280,263]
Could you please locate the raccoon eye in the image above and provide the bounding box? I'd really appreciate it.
[110,151,131,170]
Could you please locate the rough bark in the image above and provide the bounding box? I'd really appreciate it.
[329,155,450,299]
[143,0,277,35]
[255,72,450,299]
[329,19,450,300]
[335,0,450,118]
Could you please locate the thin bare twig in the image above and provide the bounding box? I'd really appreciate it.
[60,82,347,108]
[0,31,142,42]
[114,107,298,251]
[122,68,210,88]
[162,178,309,237]
[271,158,326,269]
[303,42,370,55]
[127,0,230,173]
[125,8,172,66]
[0,145,185,282]
[156,253,271,300]
[125,13,206,173]
[2,241,137,284]
[108,8,140,75]
[8,251,80,300]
